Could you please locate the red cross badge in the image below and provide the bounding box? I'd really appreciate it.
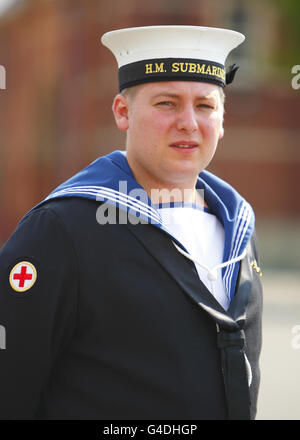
[9,261,37,292]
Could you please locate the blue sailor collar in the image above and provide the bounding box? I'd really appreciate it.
[35,149,255,301]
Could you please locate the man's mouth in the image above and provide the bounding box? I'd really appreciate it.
[170,142,199,151]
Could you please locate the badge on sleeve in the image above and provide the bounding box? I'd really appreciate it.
[9,261,37,292]
[251,259,262,277]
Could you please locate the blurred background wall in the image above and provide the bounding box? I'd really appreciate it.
[0,0,299,419]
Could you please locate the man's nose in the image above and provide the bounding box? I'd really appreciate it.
[176,104,198,133]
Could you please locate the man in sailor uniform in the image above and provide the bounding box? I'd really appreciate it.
[0,26,263,420]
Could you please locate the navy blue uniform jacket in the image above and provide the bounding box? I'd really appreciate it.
[0,151,263,420]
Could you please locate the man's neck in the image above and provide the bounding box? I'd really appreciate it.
[150,186,207,207]
[126,155,208,208]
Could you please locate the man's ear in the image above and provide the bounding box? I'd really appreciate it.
[112,94,130,131]
[219,125,224,140]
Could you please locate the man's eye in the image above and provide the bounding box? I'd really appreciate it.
[197,103,215,110]
[156,101,174,107]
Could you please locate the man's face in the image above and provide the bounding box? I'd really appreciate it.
[113,81,224,192]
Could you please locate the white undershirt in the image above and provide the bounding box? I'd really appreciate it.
[158,205,229,310]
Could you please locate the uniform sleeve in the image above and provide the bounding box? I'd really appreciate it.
[0,207,78,419]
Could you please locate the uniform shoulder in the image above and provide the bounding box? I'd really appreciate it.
[24,197,99,228]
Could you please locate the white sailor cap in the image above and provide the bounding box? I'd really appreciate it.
[101,25,245,91]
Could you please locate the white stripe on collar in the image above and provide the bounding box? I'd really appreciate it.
[45,185,162,224]
[223,201,252,296]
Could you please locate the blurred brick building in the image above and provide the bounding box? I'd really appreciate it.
[0,0,299,267]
